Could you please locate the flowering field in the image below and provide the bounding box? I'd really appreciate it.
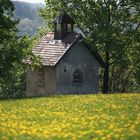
[0,94,140,140]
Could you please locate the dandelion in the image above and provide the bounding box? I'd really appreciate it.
[0,94,140,139]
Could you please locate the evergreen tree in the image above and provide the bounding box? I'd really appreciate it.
[0,0,30,98]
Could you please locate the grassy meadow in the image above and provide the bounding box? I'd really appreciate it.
[0,93,140,140]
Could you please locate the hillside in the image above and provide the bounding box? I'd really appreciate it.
[13,1,46,36]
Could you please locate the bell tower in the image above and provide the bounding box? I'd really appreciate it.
[53,12,75,40]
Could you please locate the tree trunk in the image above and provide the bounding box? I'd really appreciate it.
[103,51,109,93]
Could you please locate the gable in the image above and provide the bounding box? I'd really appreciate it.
[56,40,99,94]
[57,41,99,67]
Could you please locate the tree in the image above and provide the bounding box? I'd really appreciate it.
[41,0,140,93]
[0,0,30,98]
[0,0,20,78]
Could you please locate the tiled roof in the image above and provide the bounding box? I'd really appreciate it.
[32,32,78,66]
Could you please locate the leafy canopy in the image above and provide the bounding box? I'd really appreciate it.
[41,0,140,92]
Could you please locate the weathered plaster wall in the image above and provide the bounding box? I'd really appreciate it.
[44,67,56,95]
[56,42,99,94]
[26,66,56,97]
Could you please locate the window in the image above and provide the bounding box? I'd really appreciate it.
[67,24,74,32]
[55,24,61,32]
[67,24,71,32]
[38,68,45,87]
[73,69,83,85]
[57,24,61,31]
[63,65,67,72]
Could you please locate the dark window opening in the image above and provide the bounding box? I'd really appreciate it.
[38,68,45,87]
[73,69,83,85]
[64,68,66,72]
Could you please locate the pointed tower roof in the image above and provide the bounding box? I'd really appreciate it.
[53,12,75,24]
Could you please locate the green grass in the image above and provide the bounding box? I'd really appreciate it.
[0,93,140,140]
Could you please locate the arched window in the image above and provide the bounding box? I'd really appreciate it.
[73,69,83,85]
